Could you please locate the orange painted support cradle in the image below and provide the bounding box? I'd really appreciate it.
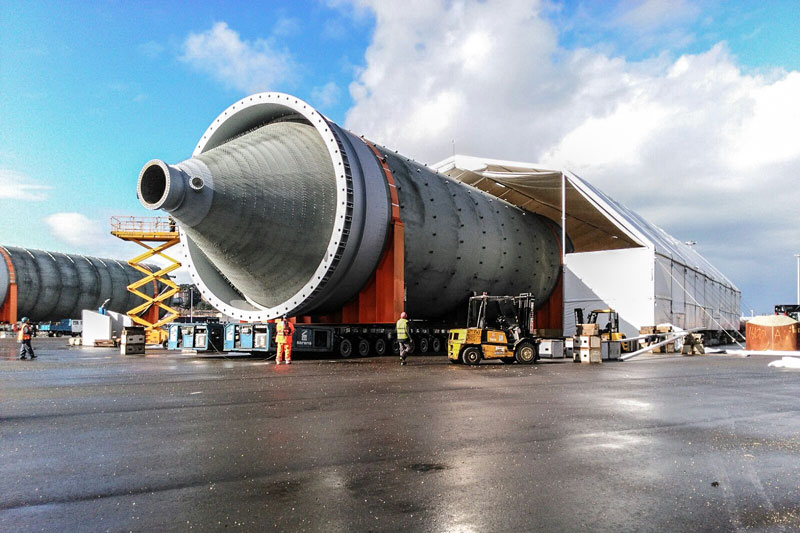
[0,246,18,325]
[534,270,563,331]
[299,141,405,325]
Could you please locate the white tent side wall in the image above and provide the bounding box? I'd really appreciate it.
[654,253,741,333]
[563,247,655,338]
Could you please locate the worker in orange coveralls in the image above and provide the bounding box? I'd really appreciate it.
[275,315,295,365]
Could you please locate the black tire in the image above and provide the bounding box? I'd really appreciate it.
[357,338,370,357]
[339,338,353,358]
[431,336,443,354]
[515,341,537,364]
[418,336,430,354]
[374,337,387,356]
[501,357,516,364]
[461,346,482,366]
[392,340,401,355]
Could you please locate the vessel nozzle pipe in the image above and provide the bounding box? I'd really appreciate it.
[137,158,212,227]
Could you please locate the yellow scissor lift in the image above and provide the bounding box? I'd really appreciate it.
[111,216,181,345]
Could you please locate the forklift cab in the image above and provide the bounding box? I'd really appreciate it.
[467,293,535,335]
[590,310,619,336]
[468,295,517,330]
[574,308,619,335]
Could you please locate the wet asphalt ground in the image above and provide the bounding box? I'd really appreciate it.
[2,337,800,532]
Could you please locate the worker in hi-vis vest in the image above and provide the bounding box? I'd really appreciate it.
[17,317,36,360]
[275,316,295,365]
[396,312,411,365]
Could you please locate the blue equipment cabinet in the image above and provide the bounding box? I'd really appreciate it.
[223,323,271,353]
[167,323,182,350]
[165,322,224,352]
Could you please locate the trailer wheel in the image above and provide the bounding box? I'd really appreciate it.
[391,340,401,355]
[431,336,443,354]
[339,338,353,358]
[515,341,537,364]
[357,338,370,357]
[461,346,482,366]
[374,337,387,356]
[418,336,430,354]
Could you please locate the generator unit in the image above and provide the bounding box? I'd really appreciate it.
[166,322,224,352]
[223,322,272,353]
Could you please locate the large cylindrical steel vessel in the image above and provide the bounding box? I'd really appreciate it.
[0,246,155,322]
[137,92,565,321]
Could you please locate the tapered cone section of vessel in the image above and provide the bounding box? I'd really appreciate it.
[138,121,337,311]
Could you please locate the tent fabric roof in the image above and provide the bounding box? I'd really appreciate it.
[432,155,738,292]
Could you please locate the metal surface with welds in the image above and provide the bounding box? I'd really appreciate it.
[0,246,155,322]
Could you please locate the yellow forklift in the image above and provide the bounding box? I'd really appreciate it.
[448,293,538,365]
[574,308,629,351]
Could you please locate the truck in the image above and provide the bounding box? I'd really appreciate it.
[38,319,82,337]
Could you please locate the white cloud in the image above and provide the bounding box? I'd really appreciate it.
[180,21,293,94]
[44,212,106,248]
[0,169,50,200]
[344,0,800,311]
[310,81,341,109]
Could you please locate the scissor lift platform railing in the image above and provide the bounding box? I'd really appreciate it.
[111,216,181,336]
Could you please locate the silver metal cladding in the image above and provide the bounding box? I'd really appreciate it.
[0,246,158,322]
[375,149,564,318]
[136,92,565,321]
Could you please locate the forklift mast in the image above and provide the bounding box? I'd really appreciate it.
[513,293,535,336]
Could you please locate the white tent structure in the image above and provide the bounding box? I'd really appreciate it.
[433,155,740,338]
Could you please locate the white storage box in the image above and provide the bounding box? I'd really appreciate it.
[601,341,621,360]
[539,339,565,359]
[578,335,600,348]
[579,347,602,363]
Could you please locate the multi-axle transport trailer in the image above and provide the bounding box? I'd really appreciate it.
[166,320,451,357]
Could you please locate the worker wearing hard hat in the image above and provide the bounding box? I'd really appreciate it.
[396,312,411,365]
[275,315,295,365]
[17,317,36,360]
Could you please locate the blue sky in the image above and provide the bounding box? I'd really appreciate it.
[1,0,799,314]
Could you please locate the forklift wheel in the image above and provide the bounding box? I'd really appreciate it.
[515,341,537,364]
[461,346,482,366]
